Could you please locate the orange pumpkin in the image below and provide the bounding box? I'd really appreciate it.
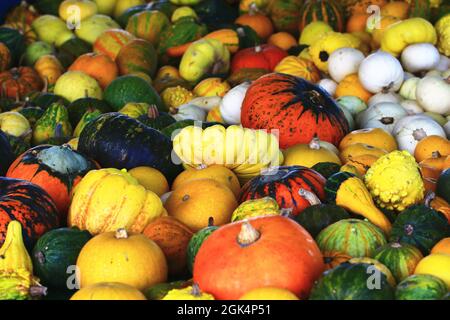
[339,128,398,152]
[347,0,388,16]
[380,1,410,19]
[420,164,441,192]
[414,135,450,163]
[419,153,450,173]
[69,53,118,89]
[335,74,372,103]
[345,154,379,175]
[274,56,321,83]
[431,237,450,255]
[193,216,325,300]
[323,251,352,270]
[267,32,297,51]
[235,11,274,40]
[142,216,193,276]
[0,67,43,99]
[346,13,369,33]
[340,143,388,163]
[0,43,11,72]
[93,29,135,61]
[424,192,450,224]
[34,55,64,85]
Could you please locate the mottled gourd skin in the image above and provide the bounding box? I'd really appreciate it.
[364,150,425,211]
[231,197,280,222]
[162,285,215,300]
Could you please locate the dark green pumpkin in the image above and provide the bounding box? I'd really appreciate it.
[193,0,239,31]
[312,162,341,179]
[436,168,450,203]
[26,92,69,110]
[117,0,177,27]
[56,37,92,68]
[395,274,448,300]
[324,171,357,203]
[19,107,45,127]
[373,242,424,283]
[67,97,111,127]
[32,227,92,288]
[309,262,395,300]
[117,4,149,28]
[233,24,261,49]
[5,133,30,157]
[299,0,345,32]
[33,0,64,15]
[390,205,450,255]
[0,130,15,176]
[267,0,303,35]
[144,279,192,300]
[408,0,431,20]
[0,27,26,64]
[186,220,219,274]
[293,203,350,238]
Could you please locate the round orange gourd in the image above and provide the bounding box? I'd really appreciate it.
[34,55,64,85]
[380,1,410,19]
[345,154,379,175]
[165,178,238,231]
[267,32,297,51]
[69,52,118,89]
[419,154,450,172]
[274,56,321,83]
[172,165,240,197]
[235,12,274,40]
[76,228,168,291]
[93,29,135,61]
[128,166,169,196]
[339,128,398,152]
[70,282,147,300]
[346,13,369,33]
[283,137,342,167]
[340,143,388,163]
[335,74,372,103]
[431,238,450,255]
[414,135,450,163]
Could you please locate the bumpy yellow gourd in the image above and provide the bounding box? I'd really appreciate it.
[435,14,450,56]
[364,150,425,211]
[162,284,215,300]
[161,86,195,109]
[231,197,280,222]
[380,18,437,57]
[0,269,45,300]
[0,221,33,273]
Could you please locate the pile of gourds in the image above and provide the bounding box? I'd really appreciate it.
[0,0,449,300]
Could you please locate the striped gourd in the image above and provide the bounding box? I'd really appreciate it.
[204,29,239,53]
[316,219,387,258]
[3,21,37,45]
[373,242,424,283]
[274,56,321,82]
[406,0,431,19]
[93,29,135,61]
[395,274,448,300]
[125,10,170,47]
[299,0,345,32]
[267,0,303,34]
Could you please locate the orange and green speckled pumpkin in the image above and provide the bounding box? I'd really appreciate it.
[93,29,135,61]
[116,39,158,78]
[125,10,170,47]
[6,145,98,217]
[0,177,59,249]
[241,73,349,149]
[267,0,303,35]
[299,0,345,33]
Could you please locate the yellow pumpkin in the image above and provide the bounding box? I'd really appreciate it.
[435,14,450,56]
[369,15,401,48]
[128,166,169,196]
[414,253,450,288]
[193,78,231,97]
[162,284,215,300]
[299,21,333,46]
[239,287,299,300]
[68,168,164,235]
[59,0,98,23]
[274,56,321,83]
[156,65,181,80]
[340,143,388,163]
[171,6,198,23]
[0,111,31,138]
[283,137,342,168]
[76,228,168,290]
[339,128,398,152]
[380,18,437,56]
[70,282,147,300]
[34,55,64,85]
[231,197,280,222]
[118,102,150,118]
[114,0,145,18]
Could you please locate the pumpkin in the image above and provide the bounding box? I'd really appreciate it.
[73,108,102,137]
[218,82,250,125]
[0,67,43,100]
[414,253,450,288]
[142,216,193,276]
[273,56,320,83]
[186,218,218,274]
[0,177,59,249]
[328,48,365,83]
[357,102,408,134]
[33,55,63,85]
[68,168,164,235]
[395,274,448,300]
[299,21,333,46]
[238,166,326,216]
[32,102,72,145]
[311,162,341,179]
[380,1,410,19]
[70,282,147,300]
[283,137,342,168]
[31,14,74,48]
[230,44,287,74]
[125,10,170,46]
[345,0,387,16]
[6,145,97,216]
[92,28,135,61]
[144,279,193,300]
[67,96,111,127]
[435,13,450,56]
[59,0,98,22]
[414,135,450,163]
[54,71,103,103]
[69,52,118,89]
[161,86,195,110]
[231,196,280,222]
[345,13,369,33]
[76,228,167,291]
[114,0,146,18]
[310,261,395,300]
[193,77,230,98]
[235,7,274,40]
[415,76,450,115]
[267,32,297,51]
[0,27,26,65]
[299,0,345,33]
[0,219,33,274]
[368,92,402,108]
[0,43,11,72]
[161,283,214,300]
[0,111,31,139]
[32,227,92,288]
[239,287,299,300]
[241,73,349,149]
[431,237,450,255]
[370,15,401,48]
[373,242,424,283]
[339,128,398,153]
[193,216,324,299]
[339,143,388,163]
[401,43,440,73]
[73,14,121,44]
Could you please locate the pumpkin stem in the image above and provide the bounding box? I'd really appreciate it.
[42,77,48,93]
[236,27,245,37]
[115,228,128,239]
[412,128,427,141]
[379,117,394,125]
[424,191,436,208]
[254,45,262,53]
[382,81,394,93]
[431,151,442,158]
[29,285,47,298]
[207,216,214,227]
[191,283,202,297]
[248,2,259,15]
[147,104,159,119]
[298,188,321,205]
[309,136,321,150]
[280,207,293,218]
[237,220,260,246]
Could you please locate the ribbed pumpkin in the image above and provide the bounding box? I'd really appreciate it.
[267,0,303,34]
[193,77,231,97]
[241,73,350,148]
[34,55,64,85]
[68,168,164,235]
[71,282,147,300]
[0,43,11,72]
[0,177,59,249]
[274,56,320,82]
[116,39,158,77]
[93,29,135,61]
[316,219,387,259]
[6,145,98,217]
[0,67,43,99]
[395,274,448,300]
[238,166,326,216]
[0,27,26,65]
[193,216,325,300]
[299,0,345,32]
[125,10,170,46]
[69,52,118,89]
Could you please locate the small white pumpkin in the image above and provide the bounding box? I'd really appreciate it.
[337,104,355,131]
[415,76,450,115]
[425,70,444,77]
[358,51,404,93]
[219,82,250,125]
[356,102,408,134]
[170,104,206,122]
[328,48,365,83]
[317,78,337,96]
[189,96,222,111]
[368,92,402,108]
[336,96,367,117]
[435,55,450,72]
[393,114,446,154]
[400,99,424,115]
[401,43,440,73]
[399,77,420,100]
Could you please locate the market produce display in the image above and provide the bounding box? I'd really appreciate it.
[0,0,449,301]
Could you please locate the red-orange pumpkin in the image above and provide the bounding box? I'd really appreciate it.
[69,53,119,89]
[230,44,288,74]
[241,73,350,148]
[0,67,43,99]
[193,215,325,300]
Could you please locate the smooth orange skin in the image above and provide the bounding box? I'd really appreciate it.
[346,14,369,33]
[193,215,325,300]
[335,74,372,103]
[414,135,450,163]
[267,32,297,51]
[431,238,450,255]
[69,52,118,89]
[235,13,274,40]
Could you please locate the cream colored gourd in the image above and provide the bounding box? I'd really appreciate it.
[283,137,342,168]
[415,76,450,115]
[400,100,424,115]
[0,112,31,138]
[399,77,420,100]
[356,102,408,134]
[219,82,250,125]
[170,104,206,122]
[368,92,402,108]
[401,43,440,73]
[328,48,365,83]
